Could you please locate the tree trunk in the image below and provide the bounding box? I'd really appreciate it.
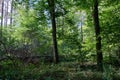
[10,0,13,27]
[47,0,59,63]
[4,0,8,27]
[80,13,83,42]
[93,0,103,71]
[0,0,4,38]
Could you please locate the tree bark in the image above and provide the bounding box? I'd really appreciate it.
[93,0,103,71]
[47,0,59,63]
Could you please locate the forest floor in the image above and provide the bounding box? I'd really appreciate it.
[0,59,120,80]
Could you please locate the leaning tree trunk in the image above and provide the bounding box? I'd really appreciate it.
[47,0,59,63]
[93,0,103,71]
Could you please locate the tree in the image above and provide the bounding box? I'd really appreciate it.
[93,0,103,71]
[100,0,120,64]
[47,0,59,63]
[4,0,9,27]
[0,0,4,38]
[10,0,13,27]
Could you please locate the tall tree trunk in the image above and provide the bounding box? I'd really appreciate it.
[4,0,8,27]
[48,0,59,63]
[10,0,13,27]
[93,0,103,71]
[80,14,83,42]
[0,0,4,38]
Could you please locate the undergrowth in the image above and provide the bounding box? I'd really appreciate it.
[0,59,120,80]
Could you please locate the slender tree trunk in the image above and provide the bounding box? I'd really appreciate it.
[80,15,83,42]
[6,0,9,27]
[10,0,13,27]
[48,0,59,63]
[93,0,103,71]
[4,0,8,27]
[1,0,4,38]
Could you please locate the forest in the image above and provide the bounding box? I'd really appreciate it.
[0,0,120,80]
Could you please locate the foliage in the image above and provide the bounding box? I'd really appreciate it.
[0,0,120,79]
[0,60,120,80]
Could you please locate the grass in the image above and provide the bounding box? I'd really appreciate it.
[0,59,120,80]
